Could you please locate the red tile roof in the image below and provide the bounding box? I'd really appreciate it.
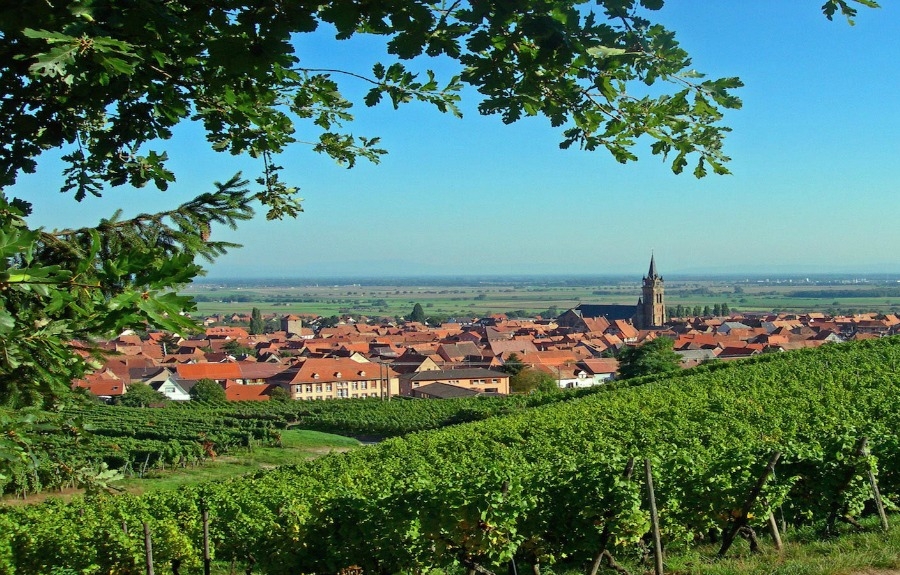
[176,362,243,381]
[225,384,274,401]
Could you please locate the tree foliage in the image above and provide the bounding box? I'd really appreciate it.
[249,307,265,335]
[501,353,526,377]
[510,368,558,394]
[409,303,426,324]
[616,336,681,379]
[0,178,252,407]
[268,386,291,403]
[118,383,167,408]
[189,378,227,403]
[222,339,255,357]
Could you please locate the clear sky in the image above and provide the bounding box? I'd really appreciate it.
[12,1,900,279]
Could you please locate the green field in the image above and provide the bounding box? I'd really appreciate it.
[186,279,900,319]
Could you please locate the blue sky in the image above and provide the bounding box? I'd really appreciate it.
[14,1,900,278]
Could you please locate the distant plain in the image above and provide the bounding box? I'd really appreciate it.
[186,276,900,319]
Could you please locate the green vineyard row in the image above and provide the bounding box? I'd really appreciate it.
[1,338,898,574]
[2,380,591,496]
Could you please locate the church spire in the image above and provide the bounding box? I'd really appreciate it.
[647,252,657,279]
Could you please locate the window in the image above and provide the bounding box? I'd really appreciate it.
[351,382,358,390]
[337,389,348,398]
[325,383,333,391]
[303,384,313,393]
[491,378,499,383]
[473,379,485,385]
[315,384,323,393]
[485,388,498,393]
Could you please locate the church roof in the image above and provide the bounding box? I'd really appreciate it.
[648,254,657,278]
[575,304,636,321]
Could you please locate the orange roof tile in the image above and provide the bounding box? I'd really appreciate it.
[225,384,273,401]
[176,362,243,381]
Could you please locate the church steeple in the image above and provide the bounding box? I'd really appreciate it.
[647,253,658,279]
[636,253,666,329]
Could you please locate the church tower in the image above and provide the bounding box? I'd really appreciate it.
[636,254,666,329]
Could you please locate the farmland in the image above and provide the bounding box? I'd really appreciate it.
[186,275,900,319]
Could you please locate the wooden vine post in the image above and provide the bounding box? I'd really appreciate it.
[860,439,890,531]
[767,512,783,551]
[143,521,155,575]
[718,451,781,558]
[644,459,664,575]
[202,506,212,575]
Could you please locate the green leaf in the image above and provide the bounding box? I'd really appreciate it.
[587,46,627,58]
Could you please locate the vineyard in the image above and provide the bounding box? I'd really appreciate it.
[1,338,899,574]
[1,386,594,497]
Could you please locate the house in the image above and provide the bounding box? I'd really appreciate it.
[268,357,399,400]
[403,368,510,396]
[674,348,718,367]
[573,358,620,386]
[149,378,192,401]
[225,384,275,401]
[436,342,484,364]
[206,326,250,339]
[717,346,761,360]
[176,362,243,385]
[409,382,482,399]
[717,321,752,336]
[128,367,191,401]
[73,370,128,402]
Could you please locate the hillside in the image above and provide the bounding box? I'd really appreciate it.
[1,338,899,574]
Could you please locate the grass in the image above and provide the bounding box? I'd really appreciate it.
[568,519,900,575]
[120,429,360,494]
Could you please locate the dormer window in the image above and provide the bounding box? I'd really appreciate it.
[312,373,319,379]
[358,371,366,377]
[335,372,342,378]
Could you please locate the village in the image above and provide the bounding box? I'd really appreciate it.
[75,260,900,404]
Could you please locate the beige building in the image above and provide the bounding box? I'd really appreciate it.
[403,368,510,396]
[268,357,398,400]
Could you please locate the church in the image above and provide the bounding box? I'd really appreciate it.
[556,255,667,331]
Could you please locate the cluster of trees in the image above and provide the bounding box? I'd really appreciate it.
[502,353,560,394]
[668,302,731,318]
[615,336,681,379]
[406,303,450,326]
